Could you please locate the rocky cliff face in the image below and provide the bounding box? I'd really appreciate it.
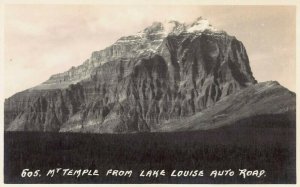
[4,17,294,133]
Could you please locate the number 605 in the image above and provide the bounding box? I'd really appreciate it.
[21,169,41,177]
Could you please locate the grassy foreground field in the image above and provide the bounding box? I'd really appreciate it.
[4,114,296,184]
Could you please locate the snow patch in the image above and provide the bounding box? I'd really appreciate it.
[187,19,217,32]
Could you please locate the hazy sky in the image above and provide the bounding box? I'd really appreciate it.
[4,5,296,98]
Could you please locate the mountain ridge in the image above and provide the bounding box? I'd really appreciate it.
[31,17,228,91]
[4,17,295,133]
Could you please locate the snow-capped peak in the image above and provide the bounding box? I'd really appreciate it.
[112,17,220,55]
[187,17,217,33]
[141,17,218,36]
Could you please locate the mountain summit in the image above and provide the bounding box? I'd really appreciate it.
[4,17,295,133]
[31,17,223,90]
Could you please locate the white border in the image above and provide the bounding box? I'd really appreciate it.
[0,0,299,186]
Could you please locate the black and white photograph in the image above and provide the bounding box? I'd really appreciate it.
[1,0,298,185]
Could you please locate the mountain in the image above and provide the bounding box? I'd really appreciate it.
[4,17,295,133]
[155,81,295,132]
